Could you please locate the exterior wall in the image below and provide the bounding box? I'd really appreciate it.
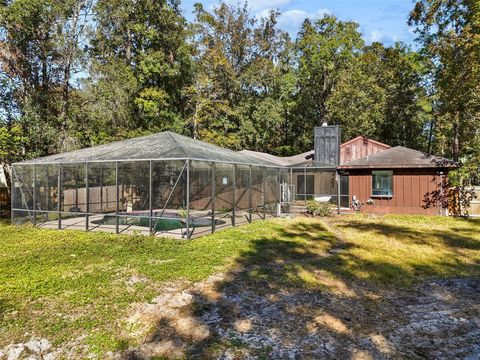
[347,168,447,215]
[292,170,337,201]
[340,137,390,163]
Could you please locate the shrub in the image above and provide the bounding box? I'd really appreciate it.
[306,200,332,217]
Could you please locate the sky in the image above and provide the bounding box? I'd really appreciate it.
[181,0,418,47]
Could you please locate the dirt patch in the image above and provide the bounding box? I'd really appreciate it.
[0,336,95,360]
[2,268,479,359]
[0,339,58,360]
[118,271,480,359]
[2,217,479,359]
[386,278,480,359]
[120,275,223,359]
[116,218,480,359]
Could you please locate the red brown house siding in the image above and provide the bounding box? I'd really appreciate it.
[339,144,455,215]
[346,168,447,215]
[340,136,391,163]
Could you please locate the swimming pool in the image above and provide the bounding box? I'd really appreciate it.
[91,215,225,232]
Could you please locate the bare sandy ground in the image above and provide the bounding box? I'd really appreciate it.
[2,216,479,360]
[121,273,480,360]
[1,272,479,359]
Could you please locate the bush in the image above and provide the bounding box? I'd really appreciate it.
[306,200,332,217]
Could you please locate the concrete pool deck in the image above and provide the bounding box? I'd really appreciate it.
[33,210,261,239]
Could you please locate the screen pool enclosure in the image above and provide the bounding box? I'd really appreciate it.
[12,132,339,239]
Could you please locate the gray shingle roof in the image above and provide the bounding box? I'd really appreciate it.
[17,132,453,170]
[338,146,456,169]
[17,132,277,166]
[239,149,335,168]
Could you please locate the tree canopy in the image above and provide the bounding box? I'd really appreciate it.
[0,0,478,186]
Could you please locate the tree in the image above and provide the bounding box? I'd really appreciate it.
[0,0,94,197]
[76,61,138,145]
[326,41,432,149]
[376,43,432,149]
[293,15,364,151]
[188,2,252,148]
[189,2,293,153]
[409,0,480,162]
[1,0,474,180]
[240,12,297,154]
[90,0,194,135]
[0,124,26,193]
[326,44,386,141]
[1,0,59,157]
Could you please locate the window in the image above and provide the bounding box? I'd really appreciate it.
[372,171,393,197]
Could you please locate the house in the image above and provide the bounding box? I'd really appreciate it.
[338,145,454,215]
[340,136,390,163]
[244,126,456,215]
[11,126,456,238]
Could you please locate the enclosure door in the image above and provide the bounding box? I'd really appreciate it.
[298,174,314,198]
[340,175,350,208]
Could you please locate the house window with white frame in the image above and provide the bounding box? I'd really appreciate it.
[372,170,393,197]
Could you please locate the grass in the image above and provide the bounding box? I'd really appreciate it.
[0,214,479,356]
[0,222,262,353]
[330,214,480,285]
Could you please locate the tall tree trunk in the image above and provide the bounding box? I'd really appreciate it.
[283,106,288,150]
[3,164,12,198]
[452,111,460,162]
[427,118,435,154]
[60,0,83,151]
[126,27,132,64]
[60,62,71,151]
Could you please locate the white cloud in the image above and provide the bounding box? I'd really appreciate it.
[276,8,332,30]
[278,9,309,26]
[210,0,291,17]
[248,0,291,12]
[368,30,384,43]
[256,8,273,20]
[207,1,333,35]
[366,29,403,45]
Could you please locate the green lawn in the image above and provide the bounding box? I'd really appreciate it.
[0,214,479,356]
[0,222,263,352]
[328,214,480,285]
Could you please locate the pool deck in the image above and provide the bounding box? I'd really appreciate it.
[34,212,251,239]
[37,214,187,239]
[30,209,267,239]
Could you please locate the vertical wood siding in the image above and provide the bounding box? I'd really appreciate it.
[348,168,446,215]
[340,137,390,163]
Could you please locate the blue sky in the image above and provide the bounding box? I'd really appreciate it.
[181,0,417,47]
